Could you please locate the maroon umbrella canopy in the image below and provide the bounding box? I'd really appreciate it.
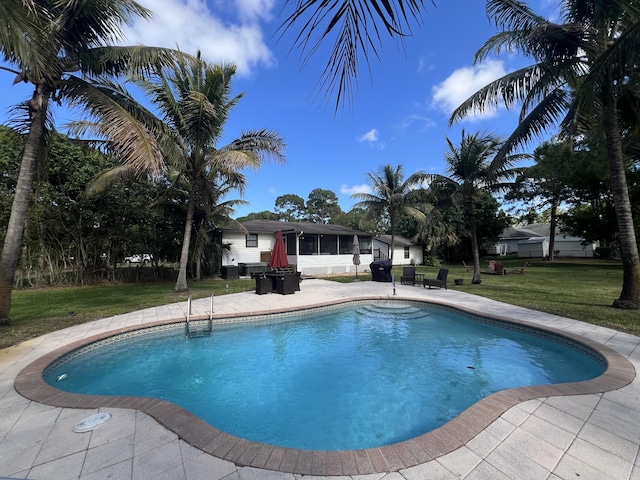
[269,230,289,269]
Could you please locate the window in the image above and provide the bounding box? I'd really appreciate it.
[339,235,352,254]
[286,233,296,255]
[320,235,337,255]
[359,236,372,254]
[404,247,410,259]
[299,235,317,255]
[246,234,258,248]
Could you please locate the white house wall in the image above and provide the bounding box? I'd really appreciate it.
[517,239,549,258]
[222,232,273,265]
[372,239,389,260]
[554,240,597,257]
[221,231,375,275]
[503,240,520,255]
[391,245,423,265]
[372,239,423,265]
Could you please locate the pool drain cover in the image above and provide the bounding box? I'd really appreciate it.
[73,413,111,433]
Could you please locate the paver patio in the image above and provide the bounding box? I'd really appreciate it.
[1,278,639,479]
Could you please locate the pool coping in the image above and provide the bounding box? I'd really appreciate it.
[13,296,636,477]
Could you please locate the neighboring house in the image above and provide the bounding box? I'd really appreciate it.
[373,234,424,266]
[492,224,598,258]
[218,220,375,276]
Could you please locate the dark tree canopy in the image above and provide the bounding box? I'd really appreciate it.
[306,188,342,224]
[275,194,306,221]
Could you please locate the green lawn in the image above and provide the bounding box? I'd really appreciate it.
[401,257,640,334]
[2,257,638,350]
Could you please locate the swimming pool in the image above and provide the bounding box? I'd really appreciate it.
[43,301,606,450]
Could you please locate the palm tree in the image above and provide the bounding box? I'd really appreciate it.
[429,131,515,284]
[414,197,465,262]
[0,0,187,324]
[450,0,640,309]
[352,164,427,262]
[185,164,250,281]
[279,0,426,110]
[81,57,286,292]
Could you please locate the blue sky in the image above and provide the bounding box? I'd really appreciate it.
[0,0,556,219]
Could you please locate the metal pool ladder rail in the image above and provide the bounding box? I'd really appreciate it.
[185,293,214,338]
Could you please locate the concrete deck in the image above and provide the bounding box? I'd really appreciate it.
[1,279,639,479]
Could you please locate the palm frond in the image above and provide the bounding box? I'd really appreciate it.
[486,0,545,32]
[0,0,52,72]
[80,45,194,77]
[218,129,287,166]
[85,164,136,196]
[62,76,166,176]
[493,87,570,166]
[564,0,640,25]
[278,0,426,111]
[574,19,640,116]
[449,64,547,125]
[475,30,532,62]
[54,0,151,48]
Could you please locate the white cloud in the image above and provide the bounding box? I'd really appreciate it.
[121,0,275,76]
[356,128,385,149]
[340,184,371,196]
[417,55,435,74]
[234,0,276,21]
[431,59,508,121]
[357,128,379,143]
[395,114,435,136]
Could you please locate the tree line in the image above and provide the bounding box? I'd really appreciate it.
[1,123,637,291]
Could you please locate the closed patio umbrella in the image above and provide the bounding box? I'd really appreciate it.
[269,230,289,270]
[352,234,361,280]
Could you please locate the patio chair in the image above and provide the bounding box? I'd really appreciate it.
[512,262,528,274]
[463,260,473,272]
[400,266,417,285]
[423,268,448,289]
[275,273,297,295]
[486,260,506,275]
[254,275,272,295]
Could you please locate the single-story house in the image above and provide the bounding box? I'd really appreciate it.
[492,224,598,258]
[218,220,374,276]
[218,220,424,276]
[372,234,423,266]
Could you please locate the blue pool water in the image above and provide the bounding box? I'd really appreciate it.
[45,303,605,450]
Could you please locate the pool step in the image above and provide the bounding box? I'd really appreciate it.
[357,303,431,320]
[185,294,214,338]
[186,320,213,338]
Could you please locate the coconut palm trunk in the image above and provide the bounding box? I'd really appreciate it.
[468,205,482,284]
[175,187,197,292]
[603,103,640,308]
[390,230,396,263]
[0,84,50,323]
